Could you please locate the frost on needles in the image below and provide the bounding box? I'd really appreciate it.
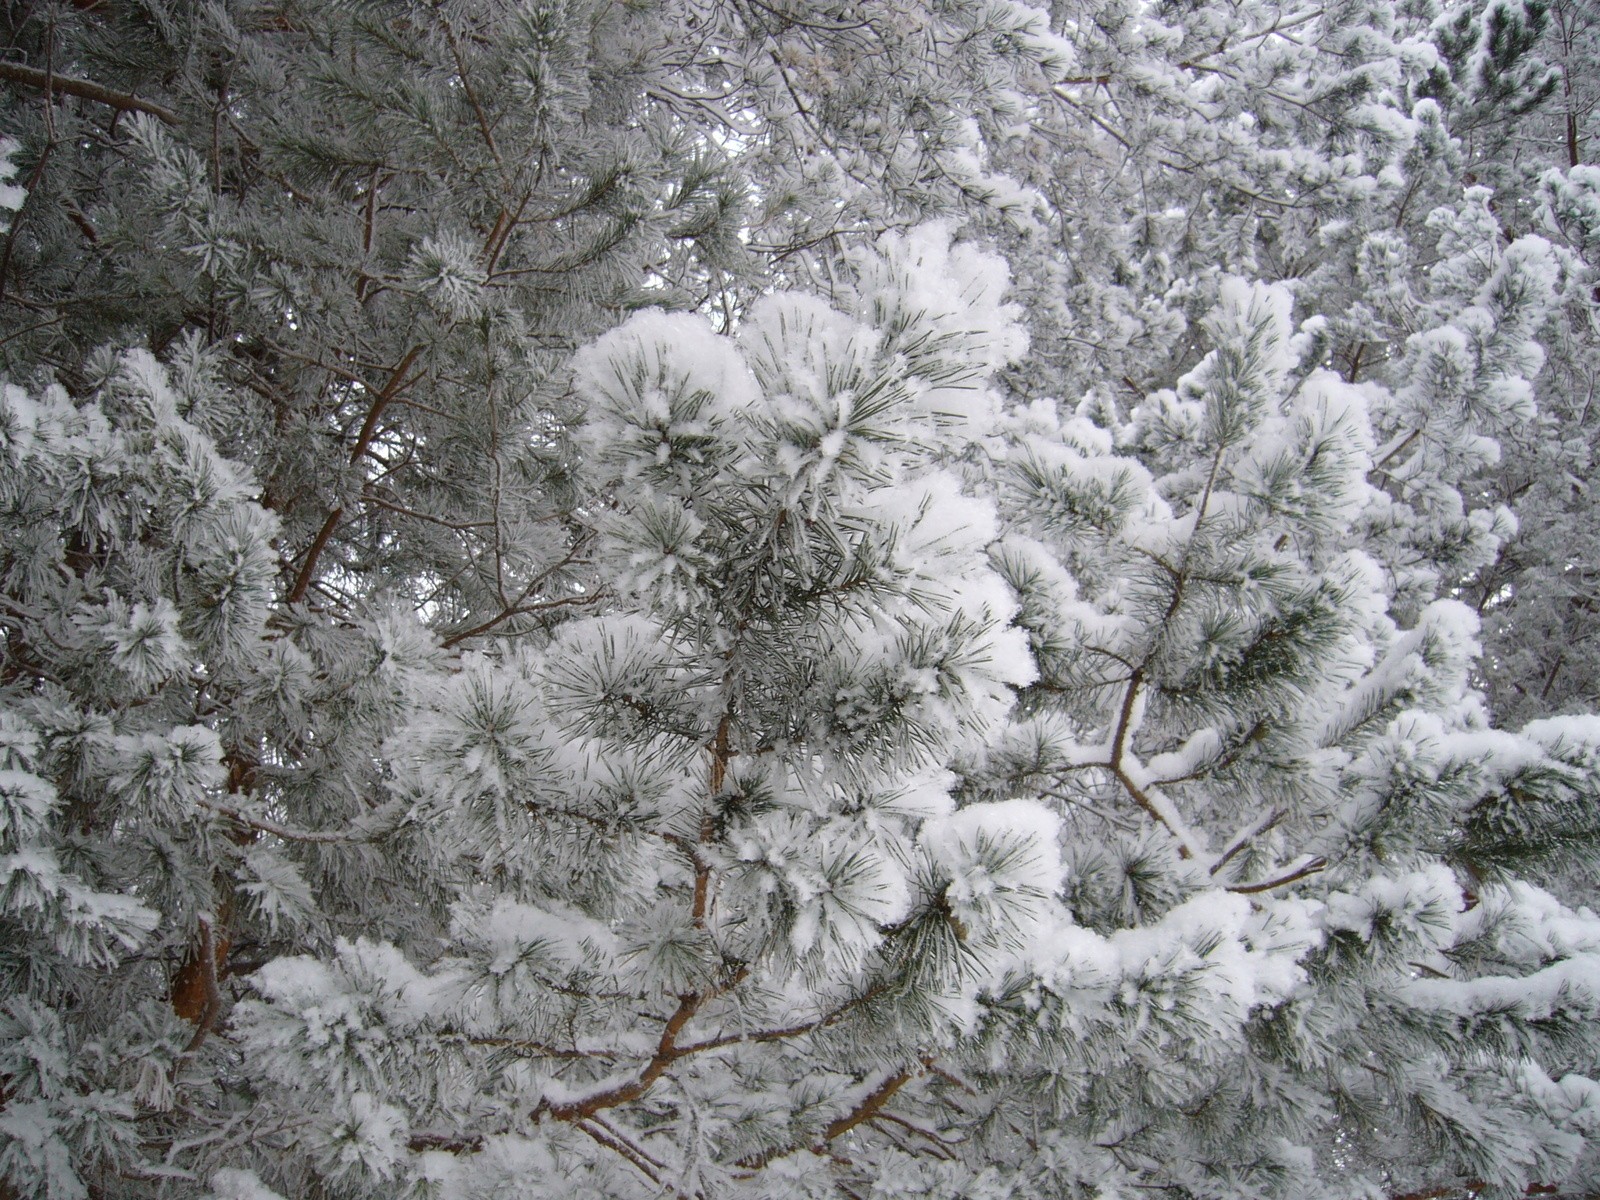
[1,221,1598,1200]
[2,1,1600,1199]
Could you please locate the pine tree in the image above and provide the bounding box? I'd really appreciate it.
[2,2,1600,1199]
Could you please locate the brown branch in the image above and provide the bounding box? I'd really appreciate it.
[438,589,602,648]
[176,919,225,1056]
[675,984,884,1056]
[736,1066,919,1171]
[587,1113,668,1172]
[546,990,706,1120]
[462,1036,618,1060]
[1109,668,1142,769]
[575,1119,663,1187]
[284,347,425,604]
[285,506,342,605]
[870,1111,959,1159]
[694,710,734,926]
[1373,428,1421,473]
[0,60,180,124]
[824,1068,916,1144]
[1110,766,1196,860]
[1209,807,1284,876]
[1102,671,1196,859]
[1227,855,1328,894]
[349,345,425,467]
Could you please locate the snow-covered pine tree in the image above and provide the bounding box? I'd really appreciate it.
[3,1,1600,1199]
[976,273,1600,1200]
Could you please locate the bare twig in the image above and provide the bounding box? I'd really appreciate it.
[1209,807,1284,876]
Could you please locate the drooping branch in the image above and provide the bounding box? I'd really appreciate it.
[737,1065,923,1170]
[575,1119,663,1188]
[1209,807,1285,876]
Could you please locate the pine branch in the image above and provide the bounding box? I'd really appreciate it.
[738,1066,923,1170]
[458,1036,620,1060]
[194,795,382,844]
[544,991,708,1120]
[0,60,180,124]
[1226,855,1328,894]
[869,1111,961,1160]
[1209,807,1285,876]
[437,588,604,647]
[674,984,884,1055]
[575,1119,664,1187]
[1102,669,1204,858]
[286,346,424,604]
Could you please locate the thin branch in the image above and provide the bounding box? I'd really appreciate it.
[870,1111,961,1159]
[1111,765,1200,860]
[193,795,378,845]
[460,1036,619,1060]
[1208,807,1284,876]
[438,589,602,648]
[737,1066,920,1170]
[285,347,425,604]
[545,990,708,1120]
[0,60,180,124]
[349,345,425,467]
[675,985,884,1056]
[361,491,496,531]
[286,506,343,606]
[575,1120,663,1187]
[1226,855,1328,894]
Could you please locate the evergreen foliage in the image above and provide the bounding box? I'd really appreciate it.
[1,2,1599,1199]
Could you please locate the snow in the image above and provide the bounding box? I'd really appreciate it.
[93,595,189,687]
[0,768,57,841]
[10,18,1600,1191]
[209,1169,287,1200]
[1113,754,1206,856]
[0,137,24,213]
[467,896,620,976]
[332,1092,407,1180]
[1035,891,1321,1032]
[573,308,761,479]
[1145,728,1222,784]
[1404,954,1600,1022]
[1324,864,1461,949]
[921,799,1063,950]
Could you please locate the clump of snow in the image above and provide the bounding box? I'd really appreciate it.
[209,1170,287,1200]
[922,799,1062,952]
